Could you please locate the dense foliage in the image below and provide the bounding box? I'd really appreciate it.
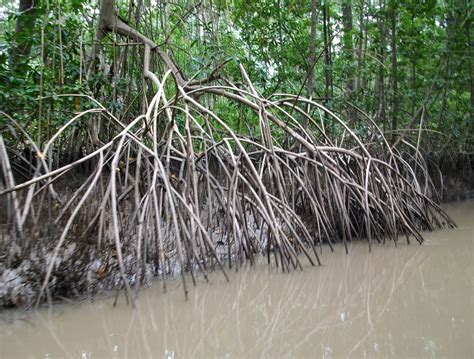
[0,0,472,150]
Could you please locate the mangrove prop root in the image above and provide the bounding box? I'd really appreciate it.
[0,65,455,308]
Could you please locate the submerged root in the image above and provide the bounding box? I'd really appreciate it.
[0,69,455,308]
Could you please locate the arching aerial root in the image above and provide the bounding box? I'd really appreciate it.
[0,70,455,307]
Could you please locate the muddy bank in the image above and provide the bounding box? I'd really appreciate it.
[0,151,467,309]
[428,152,473,201]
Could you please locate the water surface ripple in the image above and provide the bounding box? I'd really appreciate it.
[1,200,473,358]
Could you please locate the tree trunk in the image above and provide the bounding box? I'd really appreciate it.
[464,0,473,131]
[410,10,417,115]
[306,0,318,100]
[323,2,333,100]
[376,0,387,129]
[356,0,369,92]
[95,0,185,85]
[389,1,398,141]
[342,0,354,93]
[10,0,38,68]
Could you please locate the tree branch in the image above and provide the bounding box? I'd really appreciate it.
[98,0,185,86]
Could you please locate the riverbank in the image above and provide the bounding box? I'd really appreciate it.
[0,151,470,309]
[429,152,473,202]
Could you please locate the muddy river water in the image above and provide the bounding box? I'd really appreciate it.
[1,200,473,358]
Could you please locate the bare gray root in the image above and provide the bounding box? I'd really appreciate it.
[0,63,454,308]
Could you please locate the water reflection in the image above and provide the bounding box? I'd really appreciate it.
[1,200,473,358]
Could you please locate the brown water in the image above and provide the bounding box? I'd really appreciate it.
[1,200,473,358]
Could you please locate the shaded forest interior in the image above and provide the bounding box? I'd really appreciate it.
[0,0,472,308]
